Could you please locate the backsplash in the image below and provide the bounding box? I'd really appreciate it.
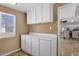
[28,21,57,34]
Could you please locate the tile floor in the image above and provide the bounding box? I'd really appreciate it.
[60,38,79,56]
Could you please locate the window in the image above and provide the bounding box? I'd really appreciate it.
[0,12,16,38]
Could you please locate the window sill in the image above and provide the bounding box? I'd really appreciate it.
[0,32,16,39]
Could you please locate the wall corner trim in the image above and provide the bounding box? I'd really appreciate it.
[1,48,21,56]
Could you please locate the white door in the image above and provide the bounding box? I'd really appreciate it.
[40,39,51,56]
[25,36,32,54]
[42,4,50,23]
[27,11,31,24]
[36,4,42,23]
[21,35,26,51]
[32,37,39,56]
[30,8,36,24]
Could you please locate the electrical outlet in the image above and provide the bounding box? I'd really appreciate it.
[49,26,52,30]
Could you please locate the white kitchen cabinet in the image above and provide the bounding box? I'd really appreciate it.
[27,11,31,24]
[58,4,79,21]
[40,39,51,56]
[21,33,57,56]
[42,4,53,23]
[25,36,32,53]
[21,35,26,52]
[32,37,39,56]
[30,8,36,24]
[27,4,53,24]
[36,4,42,23]
[27,8,36,24]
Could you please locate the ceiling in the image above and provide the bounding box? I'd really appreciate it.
[0,3,42,13]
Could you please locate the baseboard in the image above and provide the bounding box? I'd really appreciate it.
[1,48,21,56]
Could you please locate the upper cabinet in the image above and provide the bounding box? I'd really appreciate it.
[30,8,36,24]
[42,4,53,23]
[27,11,31,24]
[27,8,36,24]
[27,4,53,24]
[58,4,79,21]
[36,4,42,23]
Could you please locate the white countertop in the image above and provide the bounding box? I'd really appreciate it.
[29,32,57,37]
[22,32,57,39]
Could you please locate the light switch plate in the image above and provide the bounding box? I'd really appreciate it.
[49,26,52,30]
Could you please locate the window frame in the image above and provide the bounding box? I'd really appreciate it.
[0,12,16,38]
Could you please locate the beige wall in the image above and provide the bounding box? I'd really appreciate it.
[0,5,28,54]
[29,3,67,34]
[29,21,57,34]
[0,3,68,55]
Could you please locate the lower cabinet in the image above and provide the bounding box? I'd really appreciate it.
[21,35,26,51]
[25,36,32,53]
[40,39,51,56]
[21,35,57,56]
[32,37,39,56]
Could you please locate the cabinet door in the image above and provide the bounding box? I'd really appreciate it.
[32,37,39,56]
[30,8,36,24]
[36,5,42,23]
[59,4,76,20]
[42,4,51,23]
[26,36,32,54]
[51,38,57,56]
[40,39,51,56]
[27,11,31,24]
[21,35,26,51]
